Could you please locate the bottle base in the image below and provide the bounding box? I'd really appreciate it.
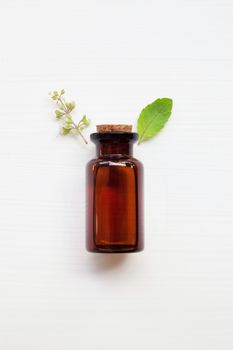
[86,244,144,254]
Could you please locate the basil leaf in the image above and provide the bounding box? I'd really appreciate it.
[137,98,173,144]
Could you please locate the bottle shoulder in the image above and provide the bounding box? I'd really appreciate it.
[87,156,143,168]
[131,157,143,169]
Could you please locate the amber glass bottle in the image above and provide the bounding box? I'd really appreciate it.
[86,125,144,253]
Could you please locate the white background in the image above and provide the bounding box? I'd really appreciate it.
[0,0,233,349]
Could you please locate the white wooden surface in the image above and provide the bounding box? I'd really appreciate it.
[0,0,233,349]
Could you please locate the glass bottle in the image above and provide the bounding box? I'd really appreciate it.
[86,125,144,253]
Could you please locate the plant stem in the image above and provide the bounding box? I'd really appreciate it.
[57,95,68,113]
[72,121,88,144]
[76,128,88,144]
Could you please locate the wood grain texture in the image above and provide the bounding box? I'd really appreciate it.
[0,0,233,349]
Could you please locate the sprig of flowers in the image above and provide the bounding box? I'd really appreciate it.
[49,89,90,144]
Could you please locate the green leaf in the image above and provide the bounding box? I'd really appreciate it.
[70,102,76,110]
[65,115,73,123]
[51,91,59,100]
[137,98,172,144]
[58,103,65,111]
[65,101,75,111]
[61,126,71,135]
[60,89,65,95]
[81,115,90,126]
[55,110,64,119]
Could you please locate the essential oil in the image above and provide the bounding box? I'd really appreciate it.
[86,125,144,253]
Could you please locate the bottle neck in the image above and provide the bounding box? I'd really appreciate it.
[96,141,133,157]
[90,132,138,158]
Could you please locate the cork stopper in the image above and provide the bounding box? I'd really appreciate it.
[96,124,132,132]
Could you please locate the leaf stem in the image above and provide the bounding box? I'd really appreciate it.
[57,95,68,113]
[76,127,88,144]
[72,121,88,144]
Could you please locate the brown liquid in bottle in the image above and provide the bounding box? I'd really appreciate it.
[86,126,144,253]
